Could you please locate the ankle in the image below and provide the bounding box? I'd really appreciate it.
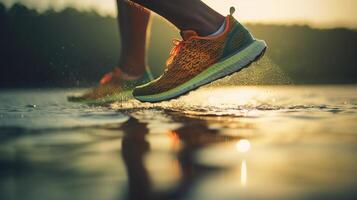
[118,60,146,77]
[199,17,225,36]
[181,12,225,37]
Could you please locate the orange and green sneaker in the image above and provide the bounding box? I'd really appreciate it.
[68,66,153,103]
[133,7,267,103]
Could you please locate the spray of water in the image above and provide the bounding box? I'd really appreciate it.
[111,56,295,116]
[208,56,293,87]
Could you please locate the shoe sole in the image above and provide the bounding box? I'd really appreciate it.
[134,40,267,103]
[68,72,154,104]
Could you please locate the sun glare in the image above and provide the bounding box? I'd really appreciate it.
[236,139,251,153]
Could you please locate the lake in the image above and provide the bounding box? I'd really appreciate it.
[1,85,357,200]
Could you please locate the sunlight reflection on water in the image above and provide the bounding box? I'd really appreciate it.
[0,86,357,200]
[236,139,251,153]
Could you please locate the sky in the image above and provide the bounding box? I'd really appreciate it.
[2,0,357,28]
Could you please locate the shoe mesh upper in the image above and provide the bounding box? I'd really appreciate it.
[133,15,253,97]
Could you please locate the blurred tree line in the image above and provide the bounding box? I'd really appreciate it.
[0,3,356,87]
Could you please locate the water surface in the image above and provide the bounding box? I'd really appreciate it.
[1,85,357,200]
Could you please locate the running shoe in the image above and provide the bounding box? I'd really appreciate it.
[133,7,266,103]
[68,66,153,102]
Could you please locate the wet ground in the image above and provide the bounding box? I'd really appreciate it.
[1,85,357,200]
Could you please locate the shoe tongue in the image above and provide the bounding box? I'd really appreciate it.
[180,30,198,40]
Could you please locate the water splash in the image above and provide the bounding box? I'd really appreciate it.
[111,86,349,117]
[110,56,296,116]
[208,56,293,87]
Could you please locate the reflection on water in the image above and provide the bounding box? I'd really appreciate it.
[241,160,247,187]
[0,86,357,200]
[120,116,239,200]
[236,139,251,153]
[236,139,250,187]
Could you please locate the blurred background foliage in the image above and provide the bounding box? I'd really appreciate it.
[0,3,356,87]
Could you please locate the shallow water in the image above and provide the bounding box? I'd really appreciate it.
[1,86,357,200]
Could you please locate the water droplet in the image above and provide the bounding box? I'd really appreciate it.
[25,104,37,108]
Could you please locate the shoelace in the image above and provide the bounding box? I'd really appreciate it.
[166,39,191,67]
[102,39,190,82]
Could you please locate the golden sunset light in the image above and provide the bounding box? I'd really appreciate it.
[2,0,357,28]
[1,0,357,199]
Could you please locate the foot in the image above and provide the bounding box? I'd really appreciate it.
[133,7,267,103]
[71,66,153,101]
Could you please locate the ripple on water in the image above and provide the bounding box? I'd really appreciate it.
[1,87,357,200]
[111,98,343,118]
